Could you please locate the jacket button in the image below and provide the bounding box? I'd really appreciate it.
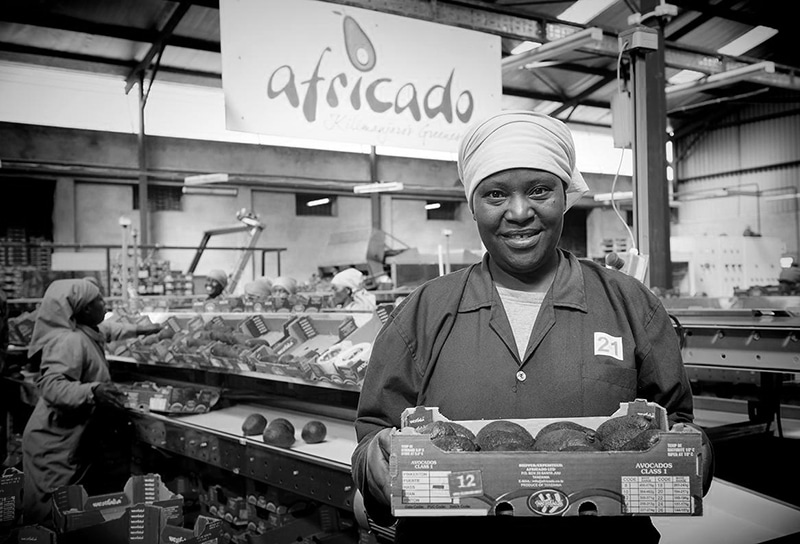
[516,370,526,382]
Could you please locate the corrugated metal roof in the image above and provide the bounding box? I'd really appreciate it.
[1,0,798,132]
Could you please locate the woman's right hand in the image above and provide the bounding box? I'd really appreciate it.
[364,428,394,506]
[93,382,126,409]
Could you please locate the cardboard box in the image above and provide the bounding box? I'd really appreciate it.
[53,473,184,534]
[16,525,58,544]
[390,400,705,518]
[1,467,24,527]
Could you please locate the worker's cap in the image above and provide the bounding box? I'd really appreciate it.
[457,110,590,212]
[207,269,228,287]
[331,268,364,292]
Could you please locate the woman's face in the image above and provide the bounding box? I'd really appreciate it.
[76,295,106,326]
[205,279,224,298]
[272,286,290,299]
[332,284,351,305]
[472,168,566,280]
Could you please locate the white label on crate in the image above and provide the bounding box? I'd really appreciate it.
[593,332,623,361]
[401,471,454,504]
[621,476,693,514]
[149,396,168,412]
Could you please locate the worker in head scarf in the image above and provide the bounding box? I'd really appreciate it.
[270,276,298,298]
[352,111,712,543]
[22,279,129,527]
[243,277,272,299]
[331,268,376,312]
[81,276,162,341]
[205,269,228,299]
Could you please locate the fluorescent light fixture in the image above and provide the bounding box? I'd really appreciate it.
[667,70,705,85]
[182,186,238,196]
[558,0,618,24]
[510,41,541,56]
[306,197,331,207]
[666,61,776,99]
[184,173,230,185]
[593,191,633,202]
[425,202,441,210]
[503,27,603,72]
[763,193,800,201]
[353,181,404,194]
[717,26,778,57]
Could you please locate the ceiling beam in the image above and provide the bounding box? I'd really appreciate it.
[550,75,615,117]
[124,1,192,93]
[0,11,219,52]
[503,85,610,109]
[668,0,791,35]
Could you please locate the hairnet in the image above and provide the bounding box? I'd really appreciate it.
[244,278,272,297]
[207,269,228,287]
[28,279,101,357]
[271,276,298,295]
[331,268,364,292]
[457,110,590,212]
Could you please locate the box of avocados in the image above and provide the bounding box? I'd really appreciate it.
[390,399,704,518]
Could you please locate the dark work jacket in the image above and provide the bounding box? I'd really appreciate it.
[352,250,710,542]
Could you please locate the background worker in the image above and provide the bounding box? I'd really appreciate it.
[205,269,228,300]
[351,110,713,543]
[331,268,376,312]
[22,279,129,527]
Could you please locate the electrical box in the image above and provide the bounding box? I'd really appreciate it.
[671,235,785,297]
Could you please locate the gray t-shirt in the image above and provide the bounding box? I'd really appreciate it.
[495,285,546,360]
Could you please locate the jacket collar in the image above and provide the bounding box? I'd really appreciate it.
[459,249,588,313]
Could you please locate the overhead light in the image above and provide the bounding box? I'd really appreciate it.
[593,191,633,203]
[182,186,238,196]
[763,193,800,202]
[425,202,441,210]
[717,26,778,57]
[558,0,618,24]
[353,181,404,194]
[665,61,776,100]
[502,27,603,72]
[306,197,331,207]
[510,41,541,56]
[184,173,230,185]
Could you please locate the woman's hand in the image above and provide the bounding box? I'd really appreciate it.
[364,428,394,506]
[93,382,126,409]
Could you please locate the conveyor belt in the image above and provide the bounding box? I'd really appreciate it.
[128,404,359,512]
[669,309,800,373]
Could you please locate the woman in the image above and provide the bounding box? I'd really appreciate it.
[205,269,228,299]
[351,111,713,543]
[22,279,127,527]
[330,268,376,312]
[270,276,298,298]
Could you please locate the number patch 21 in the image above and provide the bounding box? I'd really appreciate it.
[594,332,623,361]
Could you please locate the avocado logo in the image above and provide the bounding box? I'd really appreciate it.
[266,11,474,124]
[528,489,569,516]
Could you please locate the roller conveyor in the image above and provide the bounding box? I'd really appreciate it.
[669,308,800,373]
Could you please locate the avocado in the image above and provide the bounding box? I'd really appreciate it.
[597,414,658,451]
[535,421,597,442]
[532,428,600,452]
[241,413,268,436]
[263,418,296,448]
[476,420,533,446]
[417,421,477,442]
[301,420,328,444]
[620,429,662,451]
[432,435,478,452]
[476,429,536,451]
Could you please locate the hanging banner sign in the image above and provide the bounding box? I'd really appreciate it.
[219,0,501,152]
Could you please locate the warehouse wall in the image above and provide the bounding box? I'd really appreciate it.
[0,122,481,286]
[674,104,800,256]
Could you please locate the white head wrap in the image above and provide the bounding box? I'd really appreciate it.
[207,269,228,287]
[331,268,364,292]
[457,110,590,211]
[243,278,272,297]
[271,276,298,295]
